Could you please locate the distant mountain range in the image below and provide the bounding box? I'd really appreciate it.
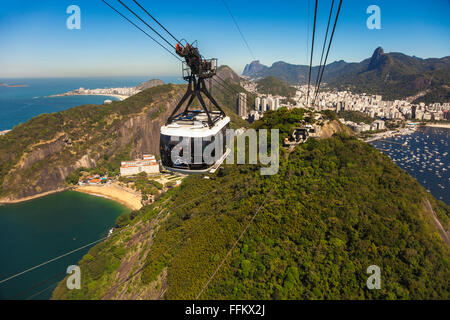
[243,47,450,103]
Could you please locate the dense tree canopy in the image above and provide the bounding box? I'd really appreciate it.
[52,109,449,300]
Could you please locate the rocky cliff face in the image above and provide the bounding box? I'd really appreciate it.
[16,133,71,171]
[243,60,267,76]
[367,47,394,75]
[367,47,385,70]
[0,86,186,201]
[0,66,246,202]
[319,120,354,139]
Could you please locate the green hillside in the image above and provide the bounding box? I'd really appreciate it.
[52,109,449,300]
[413,84,450,104]
[0,70,249,201]
[257,76,297,98]
[0,84,187,199]
[338,110,374,124]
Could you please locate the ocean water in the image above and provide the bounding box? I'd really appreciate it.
[0,76,183,131]
[370,127,450,205]
[0,191,129,300]
[0,76,183,300]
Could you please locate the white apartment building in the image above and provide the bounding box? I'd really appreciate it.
[120,154,159,176]
[255,97,261,111]
[261,97,267,112]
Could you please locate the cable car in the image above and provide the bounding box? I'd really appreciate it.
[160,42,230,174]
[160,111,231,174]
[102,2,236,173]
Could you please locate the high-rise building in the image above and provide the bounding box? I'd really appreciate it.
[415,110,424,120]
[373,119,385,130]
[261,97,267,112]
[255,97,261,111]
[236,93,247,118]
[268,97,275,110]
[411,105,417,119]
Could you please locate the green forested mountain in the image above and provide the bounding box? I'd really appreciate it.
[328,48,450,102]
[243,60,311,83]
[243,47,450,102]
[0,66,247,201]
[52,109,449,300]
[338,110,374,124]
[413,82,450,104]
[0,84,186,200]
[256,76,297,98]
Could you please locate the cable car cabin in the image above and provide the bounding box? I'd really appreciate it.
[160,111,231,174]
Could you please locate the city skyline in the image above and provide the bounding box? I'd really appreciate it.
[0,0,449,78]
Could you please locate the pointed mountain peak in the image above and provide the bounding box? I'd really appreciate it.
[373,46,384,55]
[243,60,267,76]
[368,47,387,70]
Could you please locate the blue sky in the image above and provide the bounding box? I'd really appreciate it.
[0,0,449,78]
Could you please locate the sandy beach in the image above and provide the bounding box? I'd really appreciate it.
[425,123,450,129]
[75,182,142,211]
[0,188,70,205]
[0,183,142,210]
[48,93,128,101]
[0,130,11,136]
[72,93,129,101]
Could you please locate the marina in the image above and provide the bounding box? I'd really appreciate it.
[370,126,450,205]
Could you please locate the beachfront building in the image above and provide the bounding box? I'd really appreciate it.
[0,130,11,136]
[120,154,160,177]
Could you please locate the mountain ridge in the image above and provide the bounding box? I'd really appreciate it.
[135,79,165,91]
[0,66,247,202]
[243,47,450,102]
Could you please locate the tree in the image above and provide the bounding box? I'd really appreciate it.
[115,213,130,228]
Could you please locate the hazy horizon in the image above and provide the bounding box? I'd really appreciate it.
[1,0,449,78]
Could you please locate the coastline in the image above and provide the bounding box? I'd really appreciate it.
[424,123,450,129]
[47,93,129,101]
[0,183,142,211]
[0,188,70,205]
[0,83,28,88]
[363,127,417,143]
[0,130,11,136]
[74,183,142,211]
